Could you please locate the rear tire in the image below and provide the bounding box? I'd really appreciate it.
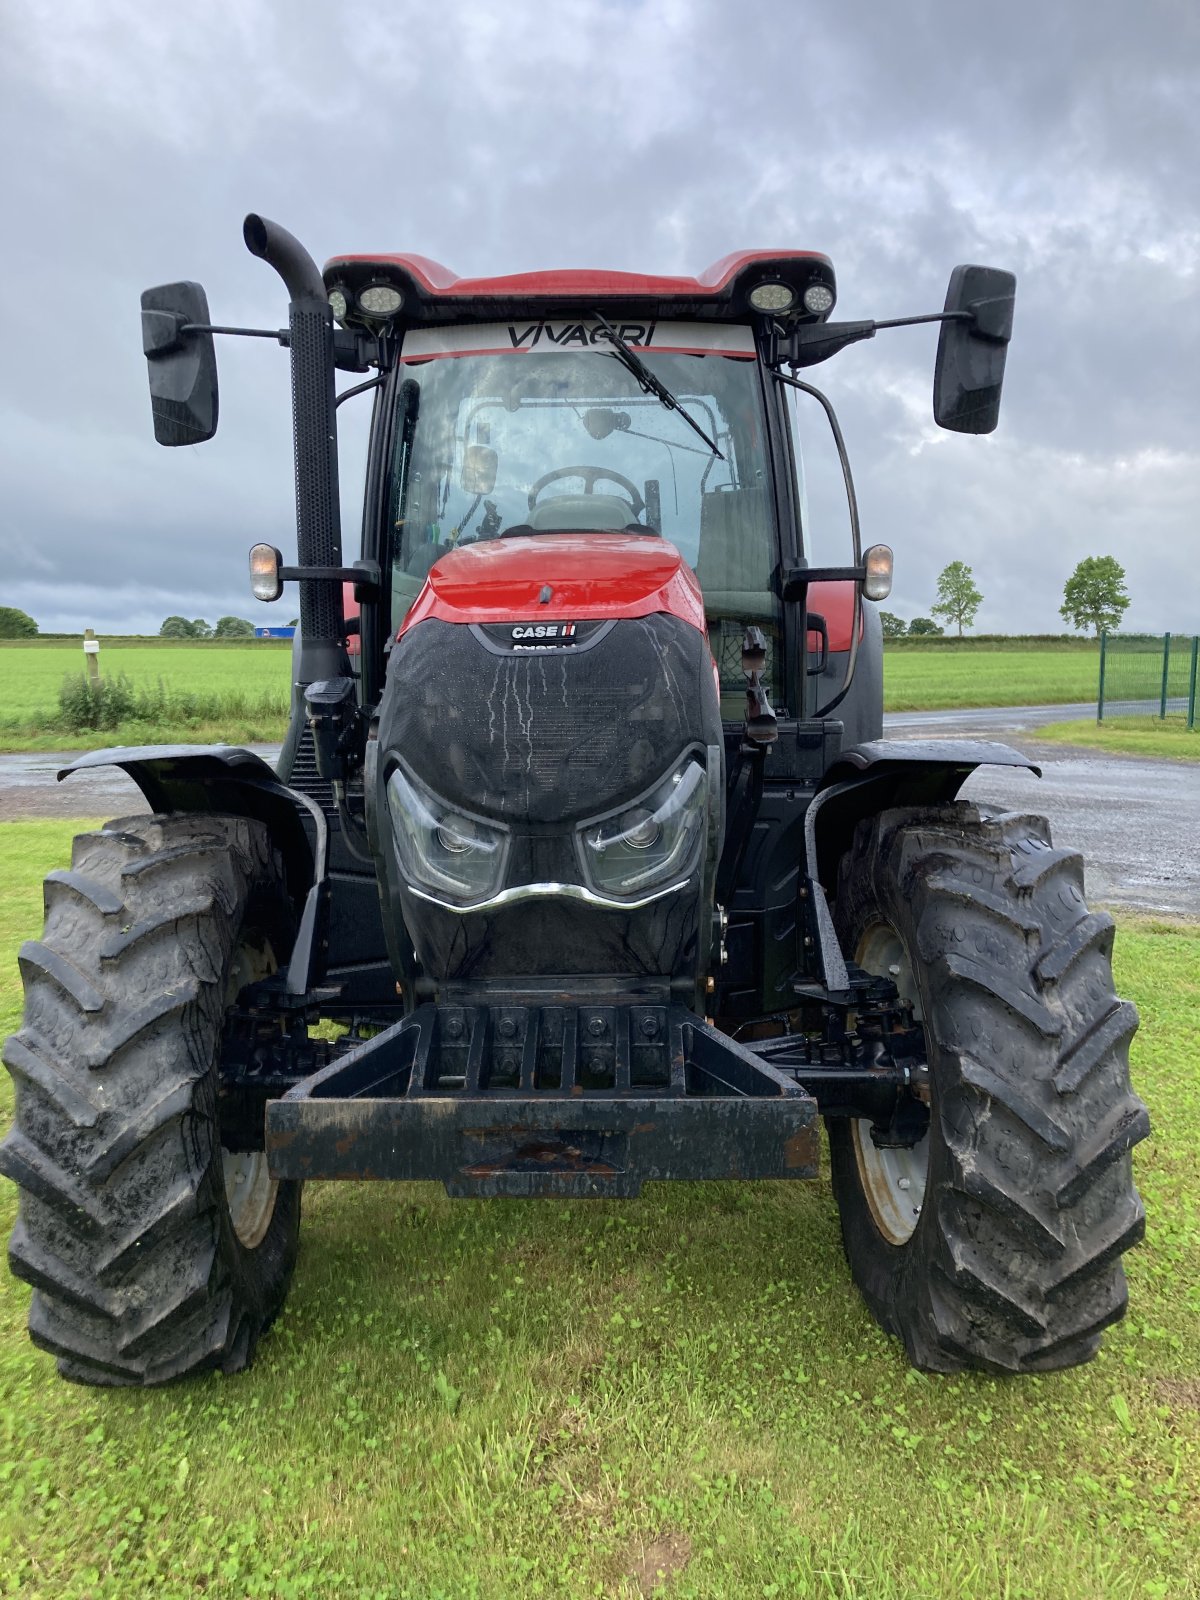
[0,814,301,1386]
[828,803,1148,1373]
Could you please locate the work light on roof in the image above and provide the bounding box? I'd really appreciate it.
[802,283,835,315]
[358,284,404,318]
[328,287,349,322]
[748,281,797,313]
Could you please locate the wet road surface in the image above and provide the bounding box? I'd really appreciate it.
[1,716,1194,917]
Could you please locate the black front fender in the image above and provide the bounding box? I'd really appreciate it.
[58,745,328,995]
[801,739,1040,996]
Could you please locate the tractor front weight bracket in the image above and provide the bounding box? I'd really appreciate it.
[264,1001,821,1197]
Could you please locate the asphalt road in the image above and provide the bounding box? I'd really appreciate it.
[1,707,1195,916]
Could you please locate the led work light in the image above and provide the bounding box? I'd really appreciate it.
[748,281,797,313]
[358,284,404,318]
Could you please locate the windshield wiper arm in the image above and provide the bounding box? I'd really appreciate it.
[591,309,724,460]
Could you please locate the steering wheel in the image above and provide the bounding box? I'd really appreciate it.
[527,465,645,520]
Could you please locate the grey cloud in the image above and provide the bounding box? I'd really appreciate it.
[1,0,1197,636]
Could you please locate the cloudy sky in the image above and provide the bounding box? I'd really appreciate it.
[1,0,1197,635]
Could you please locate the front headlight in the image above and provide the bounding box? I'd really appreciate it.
[579,757,707,898]
[387,765,509,907]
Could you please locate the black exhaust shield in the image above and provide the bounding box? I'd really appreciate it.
[243,213,345,684]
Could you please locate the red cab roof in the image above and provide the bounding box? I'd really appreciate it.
[323,249,836,325]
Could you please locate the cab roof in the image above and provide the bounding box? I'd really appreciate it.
[322,249,836,326]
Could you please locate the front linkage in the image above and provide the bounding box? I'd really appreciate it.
[220,965,927,1198]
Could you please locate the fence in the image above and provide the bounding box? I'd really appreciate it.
[1098,632,1199,726]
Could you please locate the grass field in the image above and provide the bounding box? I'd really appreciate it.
[0,644,293,750]
[1036,717,1199,762]
[0,820,1197,1598]
[881,647,1100,712]
[0,644,292,722]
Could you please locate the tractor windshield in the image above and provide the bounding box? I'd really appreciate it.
[387,321,783,708]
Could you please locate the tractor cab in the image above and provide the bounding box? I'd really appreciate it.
[380,311,780,720]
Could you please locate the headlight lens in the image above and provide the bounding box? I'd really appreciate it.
[387,766,508,907]
[580,758,706,898]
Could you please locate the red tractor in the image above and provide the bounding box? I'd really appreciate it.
[0,217,1146,1386]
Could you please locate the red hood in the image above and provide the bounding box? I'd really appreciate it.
[398,534,707,635]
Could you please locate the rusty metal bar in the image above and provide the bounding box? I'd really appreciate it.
[266,1094,820,1195]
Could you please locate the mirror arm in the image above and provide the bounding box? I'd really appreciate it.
[772,307,982,370]
[180,322,288,343]
[174,325,376,374]
[872,308,972,332]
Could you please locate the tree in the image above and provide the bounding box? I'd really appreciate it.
[191,618,214,640]
[930,561,983,637]
[1060,555,1131,638]
[907,616,944,637]
[0,607,38,638]
[879,611,907,640]
[159,615,194,638]
[214,615,255,639]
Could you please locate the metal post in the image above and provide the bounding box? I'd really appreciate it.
[1097,631,1107,722]
[1188,635,1198,731]
[83,628,100,686]
[1159,632,1171,720]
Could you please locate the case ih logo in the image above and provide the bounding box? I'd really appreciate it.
[510,622,577,644]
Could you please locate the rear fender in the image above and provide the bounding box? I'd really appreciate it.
[802,740,1040,995]
[58,745,327,995]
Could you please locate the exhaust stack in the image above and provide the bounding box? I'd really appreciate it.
[243,213,344,683]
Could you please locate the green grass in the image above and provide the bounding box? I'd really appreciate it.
[0,645,293,751]
[882,648,1100,712]
[0,644,292,721]
[0,823,1197,1597]
[1036,717,1200,762]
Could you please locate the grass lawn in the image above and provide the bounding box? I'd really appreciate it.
[0,644,293,750]
[0,644,292,723]
[1035,717,1199,763]
[0,821,1196,1597]
[882,647,1099,712]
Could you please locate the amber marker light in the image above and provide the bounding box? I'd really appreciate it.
[863,544,894,601]
[249,543,283,602]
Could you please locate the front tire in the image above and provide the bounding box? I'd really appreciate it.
[0,814,301,1386]
[828,803,1148,1374]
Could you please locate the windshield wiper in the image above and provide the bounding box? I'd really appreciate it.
[591,310,724,460]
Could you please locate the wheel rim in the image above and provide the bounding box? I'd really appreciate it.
[223,1151,277,1249]
[851,922,929,1246]
[221,930,280,1251]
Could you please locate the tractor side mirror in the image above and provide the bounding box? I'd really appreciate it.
[140,281,219,446]
[461,444,498,495]
[933,265,1015,435]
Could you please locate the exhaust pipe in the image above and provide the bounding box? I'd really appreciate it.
[244,213,344,684]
